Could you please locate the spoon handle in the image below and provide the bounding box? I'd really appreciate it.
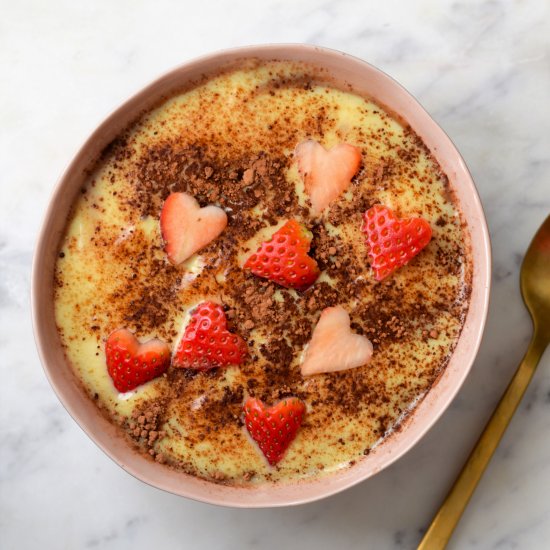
[417,331,548,550]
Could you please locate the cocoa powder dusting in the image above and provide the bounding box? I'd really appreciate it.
[54,60,472,485]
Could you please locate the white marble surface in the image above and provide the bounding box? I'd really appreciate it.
[1,0,549,548]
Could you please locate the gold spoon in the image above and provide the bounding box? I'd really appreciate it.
[418,214,550,550]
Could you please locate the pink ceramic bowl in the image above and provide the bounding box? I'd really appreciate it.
[32,44,491,507]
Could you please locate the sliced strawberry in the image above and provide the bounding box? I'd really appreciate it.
[243,220,320,291]
[160,192,227,265]
[243,397,306,466]
[105,329,170,392]
[301,305,373,377]
[173,301,247,371]
[361,204,432,280]
[295,139,361,214]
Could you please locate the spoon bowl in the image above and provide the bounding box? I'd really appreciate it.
[521,215,550,337]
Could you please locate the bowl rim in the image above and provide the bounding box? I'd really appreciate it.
[32,43,491,508]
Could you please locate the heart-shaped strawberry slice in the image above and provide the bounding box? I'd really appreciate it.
[301,305,373,377]
[105,329,170,392]
[243,219,320,291]
[295,139,361,214]
[160,192,227,265]
[361,204,432,280]
[172,301,248,371]
[243,397,306,466]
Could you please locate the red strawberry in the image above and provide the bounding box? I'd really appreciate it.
[243,220,320,291]
[105,329,170,392]
[295,139,361,214]
[172,301,248,370]
[160,192,227,265]
[361,204,432,280]
[243,397,306,466]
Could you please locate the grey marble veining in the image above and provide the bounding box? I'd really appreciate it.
[1,0,549,548]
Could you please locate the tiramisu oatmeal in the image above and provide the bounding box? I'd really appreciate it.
[54,60,471,484]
